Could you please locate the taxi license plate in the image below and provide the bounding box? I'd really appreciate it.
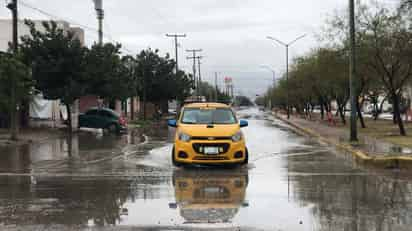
[204,147,219,155]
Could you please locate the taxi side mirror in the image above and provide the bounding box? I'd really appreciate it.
[168,202,177,209]
[168,119,177,128]
[240,120,248,128]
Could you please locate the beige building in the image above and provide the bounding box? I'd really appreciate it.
[0,19,85,51]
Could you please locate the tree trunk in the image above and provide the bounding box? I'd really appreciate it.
[356,100,366,128]
[324,102,330,113]
[320,103,325,120]
[66,103,73,134]
[9,81,18,141]
[375,97,386,120]
[161,100,168,115]
[10,103,18,141]
[393,109,397,124]
[123,100,127,118]
[372,102,379,120]
[338,106,346,125]
[143,100,147,121]
[131,97,135,121]
[393,94,406,136]
[67,134,72,157]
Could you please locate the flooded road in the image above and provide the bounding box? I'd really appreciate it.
[0,108,412,230]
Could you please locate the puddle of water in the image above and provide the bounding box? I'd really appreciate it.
[1,108,412,230]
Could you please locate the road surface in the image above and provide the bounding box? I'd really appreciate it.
[0,108,411,231]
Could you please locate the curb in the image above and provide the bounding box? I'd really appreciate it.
[273,113,412,169]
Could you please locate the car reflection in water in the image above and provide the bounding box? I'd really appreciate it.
[169,168,249,224]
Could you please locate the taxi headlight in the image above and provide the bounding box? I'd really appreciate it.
[178,132,191,142]
[232,131,243,142]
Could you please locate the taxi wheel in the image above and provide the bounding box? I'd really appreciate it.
[242,148,249,165]
[172,147,182,167]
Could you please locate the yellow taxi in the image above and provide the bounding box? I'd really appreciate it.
[168,102,249,166]
[168,169,249,223]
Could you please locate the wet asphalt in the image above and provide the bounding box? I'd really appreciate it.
[0,108,411,231]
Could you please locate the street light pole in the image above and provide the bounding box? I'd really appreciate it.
[260,65,276,88]
[349,0,358,141]
[286,45,289,117]
[6,0,18,52]
[267,34,306,119]
[260,65,276,110]
[93,0,104,45]
[215,72,219,101]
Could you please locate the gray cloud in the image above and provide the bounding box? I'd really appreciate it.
[0,0,345,98]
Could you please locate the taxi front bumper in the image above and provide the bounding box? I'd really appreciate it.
[174,139,247,164]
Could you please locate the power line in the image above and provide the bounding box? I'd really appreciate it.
[19,1,96,32]
[196,55,203,84]
[186,49,202,94]
[18,0,134,54]
[166,33,186,73]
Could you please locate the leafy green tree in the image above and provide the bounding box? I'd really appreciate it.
[254,96,266,106]
[198,81,231,103]
[198,81,217,101]
[0,53,33,140]
[19,20,87,132]
[234,96,253,107]
[359,5,412,135]
[173,70,192,102]
[135,48,192,119]
[85,43,134,103]
[135,48,166,119]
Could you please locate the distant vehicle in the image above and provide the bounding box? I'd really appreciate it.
[183,96,207,105]
[79,107,127,134]
[168,102,249,166]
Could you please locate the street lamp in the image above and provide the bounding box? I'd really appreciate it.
[267,34,306,119]
[349,0,358,141]
[260,65,276,110]
[93,0,104,45]
[260,65,276,88]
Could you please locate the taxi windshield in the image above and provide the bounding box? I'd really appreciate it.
[181,108,237,124]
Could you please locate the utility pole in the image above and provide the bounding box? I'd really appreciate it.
[267,34,306,119]
[7,0,18,52]
[349,0,358,141]
[93,0,104,45]
[196,56,203,85]
[166,34,186,73]
[7,0,18,140]
[215,72,219,102]
[186,49,202,95]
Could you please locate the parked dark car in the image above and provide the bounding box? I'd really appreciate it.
[79,108,127,134]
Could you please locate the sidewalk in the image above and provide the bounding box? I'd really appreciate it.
[0,128,65,147]
[274,112,412,169]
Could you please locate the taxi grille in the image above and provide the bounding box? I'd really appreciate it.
[193,156,229,161]
[191,136,231,141]
[192,143,230,154]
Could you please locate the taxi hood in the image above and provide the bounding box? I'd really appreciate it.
[178,124,240,137]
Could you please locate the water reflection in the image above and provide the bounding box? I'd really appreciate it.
[0,130,147,173]
[169,168,249,224]
[288,163,412,230]
[0,175,171,227]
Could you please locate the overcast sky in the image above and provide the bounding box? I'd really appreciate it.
[0,0,362,98]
